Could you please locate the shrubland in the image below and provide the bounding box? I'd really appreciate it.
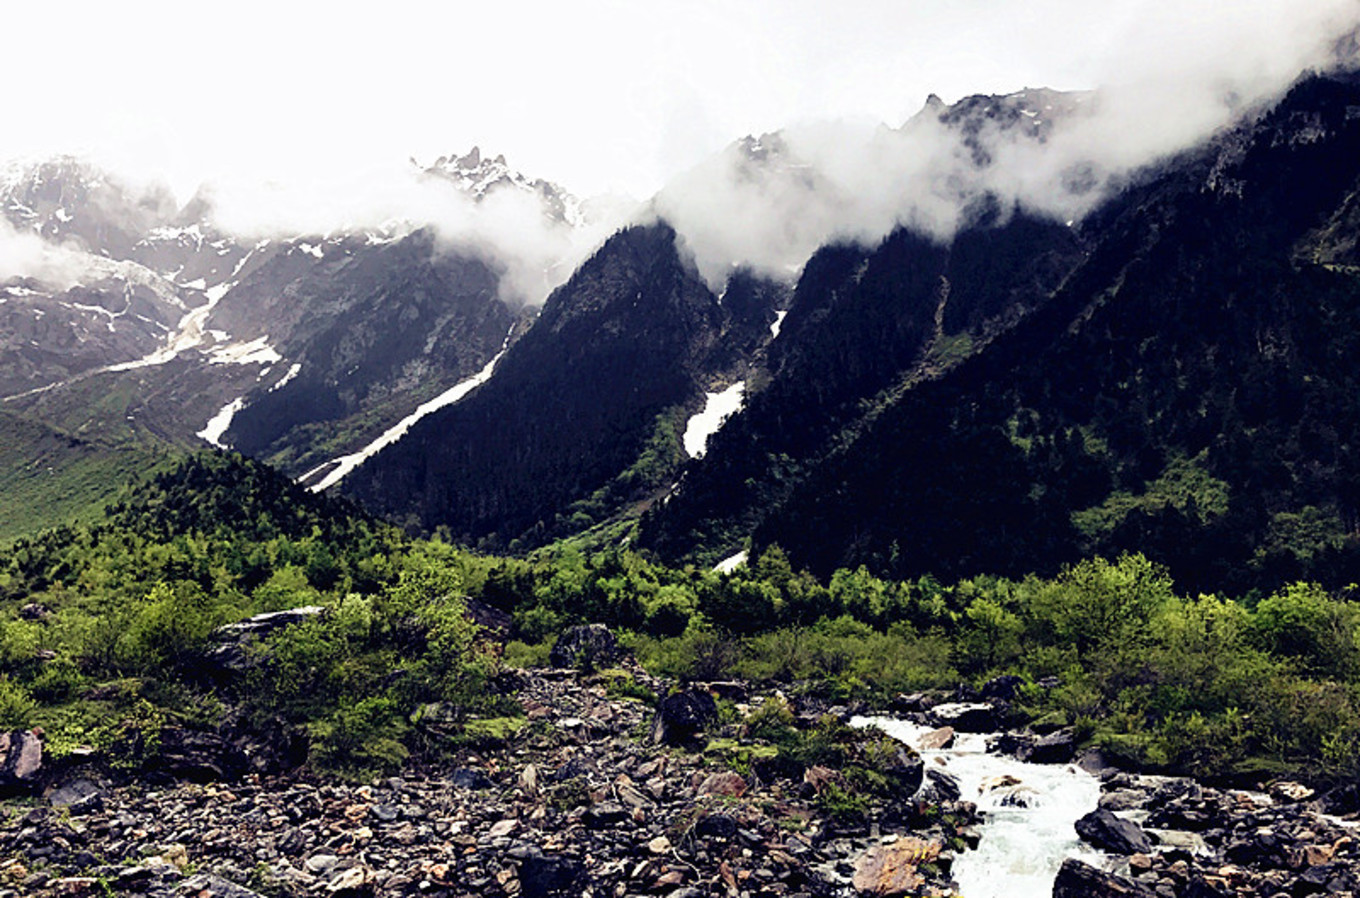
[2,452,1359,784]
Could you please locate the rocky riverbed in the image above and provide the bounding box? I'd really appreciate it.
[0,660,982,898]
[3,631,1359,898]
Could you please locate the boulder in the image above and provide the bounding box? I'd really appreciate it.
[46,779,103,814]
[0,730,42,792]
[980,674,1025,701]
[878,743,924,797]
[549,624,621,669]
[1052,858,1156,898]
[850,837,941,897]
[928,702,997,733]
[205,606,326,674]
[1075,807,1153,855]
[920,768,961,803]
[1024,729,1077,764]
[917,727,955,750]
[650,688,717,745]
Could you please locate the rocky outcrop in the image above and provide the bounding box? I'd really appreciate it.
[204,606,326,675]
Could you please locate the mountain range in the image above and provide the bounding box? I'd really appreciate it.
[6,68,1360,597]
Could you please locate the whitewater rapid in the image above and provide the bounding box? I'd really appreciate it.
[853,716,1105,898]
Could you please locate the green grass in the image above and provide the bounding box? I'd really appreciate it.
[0,410,173,542]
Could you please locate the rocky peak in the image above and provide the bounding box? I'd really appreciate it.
[417,147,584,227]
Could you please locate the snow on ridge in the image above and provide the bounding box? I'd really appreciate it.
[683,381,745,459]
[309,330,514,493]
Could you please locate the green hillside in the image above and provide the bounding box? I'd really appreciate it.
[0,409,172,542]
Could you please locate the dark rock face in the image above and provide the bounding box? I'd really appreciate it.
[1075,808,1153,855]
[650,689,718,745]
[1053,858,1156,898]
[1024,730,1077,764]
[548,624,621,669]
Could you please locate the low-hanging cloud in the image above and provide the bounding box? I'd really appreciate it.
[654,0,1360,290]
[201,160,635,307]
[0,217,91,290]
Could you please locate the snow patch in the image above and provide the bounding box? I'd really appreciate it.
[309,331,513,492]
[209,336,283,367]
[715,550,748,573]
[197,396,245,448]
[683,381,745,459]
[770,310,788,340]
[270,362,302,391]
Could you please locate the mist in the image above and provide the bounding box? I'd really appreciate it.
[654,0,1360,289]
[0,217,90,291]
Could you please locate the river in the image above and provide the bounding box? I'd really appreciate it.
[853,716,1106,897]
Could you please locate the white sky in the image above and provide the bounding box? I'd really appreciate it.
[5,0,1359,202]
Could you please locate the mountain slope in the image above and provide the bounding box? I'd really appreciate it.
[744,72,1360,594]
[341,223,782,548]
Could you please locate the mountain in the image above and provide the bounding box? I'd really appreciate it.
[340,223,787,549]
[0,150,583,484]
[641,70,1360,595]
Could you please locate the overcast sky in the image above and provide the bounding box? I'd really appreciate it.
[7,0,1358,203]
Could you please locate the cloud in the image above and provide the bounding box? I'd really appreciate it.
[653,0,1360,289]
[0,218,90,290]
[200,160,637,307]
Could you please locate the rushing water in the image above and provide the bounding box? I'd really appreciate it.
[853,716,1105,898]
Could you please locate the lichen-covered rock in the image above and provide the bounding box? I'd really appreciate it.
[850,837,941,897]
[650,688,717,745]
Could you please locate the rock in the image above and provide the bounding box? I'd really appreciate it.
[46,779,103,814]
[890,693,933,713]
[694,813,739,840]
[878,743,924,797]
[0,731,42,792]
[1315,782,1360,816]
[927,702,997,733]
[917,727,955,750]
[326,865,371,894]
[488,819,519,838]
[548,624,621,669]
[518,852,584,898]
[582,801,628,829]
[980,674,1024,701]
[1052,858,1156,898]
[850,837,941,897]
[450,766,493,790]
[305,854,340,875]
[646,836,672,854]
[150,727,248,782]
[650,689,717,745]
[1075,808,1153,855]
[1024,729,1077,764]
[206,606,326,673]
[696,771,747,798]
[177,874,270,898]
[461,598,513,638]
[18,603,50,621]
[921,768,961,803]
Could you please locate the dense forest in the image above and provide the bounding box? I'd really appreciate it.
[2,452,1358,786]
